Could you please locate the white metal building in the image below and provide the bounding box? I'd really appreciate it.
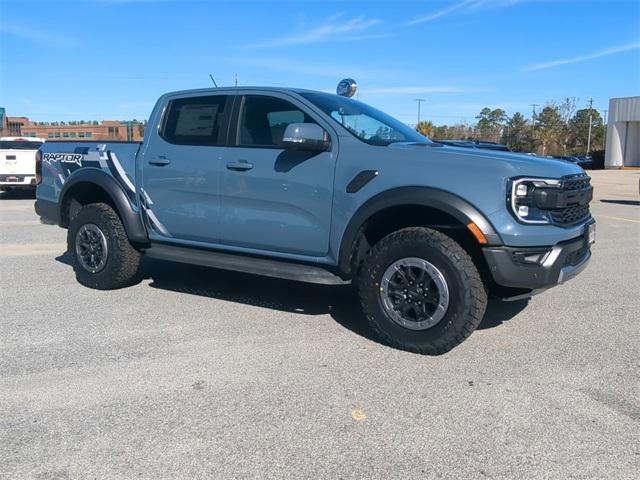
[605,96,640,168]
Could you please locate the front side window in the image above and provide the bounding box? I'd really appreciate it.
[238,95,316,147]
[301,92,428,146]
[162,95,228,146]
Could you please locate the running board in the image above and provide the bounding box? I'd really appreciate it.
[144,243,350,285]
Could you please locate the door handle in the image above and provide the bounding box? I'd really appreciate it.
[148,156,171,166]
[226,160,254,171]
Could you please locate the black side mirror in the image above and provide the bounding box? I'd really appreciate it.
[282,123,330,152]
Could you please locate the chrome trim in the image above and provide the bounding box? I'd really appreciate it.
[542,246,562,267]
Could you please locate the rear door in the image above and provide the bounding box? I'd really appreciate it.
[219,93,337,256]
[140,93,231,244]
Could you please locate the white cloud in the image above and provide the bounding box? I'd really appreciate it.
[0,23,74,46]
[244,15,383,48]
[228,57,388,80]
[407,0,521,26]
[525,41,640,71]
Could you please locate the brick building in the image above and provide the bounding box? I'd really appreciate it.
[1,111,144,141]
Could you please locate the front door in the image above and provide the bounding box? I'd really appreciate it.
[141,93,230,244]
[219,94,336,256]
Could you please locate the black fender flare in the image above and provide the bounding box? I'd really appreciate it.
[337,186,503,275]
[59,168,148,245]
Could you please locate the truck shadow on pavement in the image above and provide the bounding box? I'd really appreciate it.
[139,259,528,343]
[0,190,36,200]
[55,253,528,342]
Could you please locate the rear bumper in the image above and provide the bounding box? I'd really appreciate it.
[34,198,60,225]
[0,175,36,187]
[483,223,593,297]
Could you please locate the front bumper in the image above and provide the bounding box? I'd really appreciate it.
[483,222,593,298]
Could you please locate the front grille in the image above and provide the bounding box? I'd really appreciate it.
[550,174,592,226]
[550,203,591,225]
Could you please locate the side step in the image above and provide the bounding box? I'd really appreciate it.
[144,243,350,286]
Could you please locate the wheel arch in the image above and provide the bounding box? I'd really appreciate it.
[337,186,502,277]
[59,168,148,245]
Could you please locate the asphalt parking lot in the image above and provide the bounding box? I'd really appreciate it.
[1,170,639,480]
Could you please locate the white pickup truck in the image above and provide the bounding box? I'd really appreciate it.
[0,137,46,191]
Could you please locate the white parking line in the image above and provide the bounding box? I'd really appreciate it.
[595,214,640,224]
[0,243,64,257]
[0,205,35,211]
[0,220,42,226]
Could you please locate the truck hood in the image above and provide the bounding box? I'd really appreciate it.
[389,143,585,178]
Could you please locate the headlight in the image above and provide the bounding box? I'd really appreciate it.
[508,177,560,224]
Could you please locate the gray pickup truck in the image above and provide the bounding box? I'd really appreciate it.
[35,86,595,354]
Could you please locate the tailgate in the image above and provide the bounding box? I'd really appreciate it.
[0,149,37,175]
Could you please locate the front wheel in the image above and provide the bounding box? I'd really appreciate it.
[67,203,141,290]
[357,227,487,355]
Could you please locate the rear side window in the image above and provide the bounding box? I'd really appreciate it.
[238,95,316,147]
[0,141,43,150]
[162,95,228,146]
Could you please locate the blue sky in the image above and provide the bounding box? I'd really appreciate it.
[1,0,638,125]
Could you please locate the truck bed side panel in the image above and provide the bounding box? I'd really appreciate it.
[37,141,141,206]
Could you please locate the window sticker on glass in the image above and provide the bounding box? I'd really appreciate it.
[175,104,219,136]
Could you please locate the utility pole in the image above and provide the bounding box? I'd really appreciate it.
[414,99,426,125]
[586,98,593,155]
[529,103,539,118]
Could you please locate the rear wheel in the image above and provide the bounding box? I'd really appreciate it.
[357,227,487,355]
[67,203,141,289]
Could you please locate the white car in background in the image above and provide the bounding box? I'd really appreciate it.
[0,137,45,191]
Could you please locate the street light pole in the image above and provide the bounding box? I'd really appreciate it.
[414,99,425,125]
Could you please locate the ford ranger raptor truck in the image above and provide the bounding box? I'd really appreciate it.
[34,87,595,354]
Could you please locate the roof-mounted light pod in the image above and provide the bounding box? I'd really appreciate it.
[337,78,357,97]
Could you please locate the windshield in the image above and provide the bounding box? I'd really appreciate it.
[0,141,43,150]
[301,92,428,146]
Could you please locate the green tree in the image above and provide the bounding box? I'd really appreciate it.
[534,105,563,155]
[476,107,507,142]
[569,108,604,154]
[501,112,534,152]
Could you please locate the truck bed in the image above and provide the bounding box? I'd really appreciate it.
[37,141,141,206]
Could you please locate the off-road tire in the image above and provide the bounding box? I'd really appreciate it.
[357,227,487,355]
[67,203,141,290]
